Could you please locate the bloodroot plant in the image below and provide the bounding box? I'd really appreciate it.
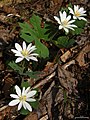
[8,3,87,115]
[53,4,87,48]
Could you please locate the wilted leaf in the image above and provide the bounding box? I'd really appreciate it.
[58,64,78,94]
[24,112,38,120]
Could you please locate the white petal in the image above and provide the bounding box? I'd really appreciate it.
[69,24,77,28]
[27,90,37,98]
[11,49,19,54]
[15,52,23,57]
[18,101,22,110]
[9,99,20,106]
[78,17,87,21]
[81,13,87,16]
[59,11,63,21]
[79,7,84,12]
[62,11,67,21]
[64,27,69,33]
[15,57,24,63]
[27,43,32,51]
[15,85,21,97]
[29,46,36,53]
[29,56,38,61]
[26,98,36,102]
[22,87,25,96]
[68,20,75,24]
[23,41,26,50]
[81,11,86,14]
[15,43,22,51]
[66,15,71,21]
[74,5,78,12]
[30,53,39,56]
[68,7,74,15]
[10,94,19,99]
[73,16,77,19]
[25,87,30,94]
[67,26,75,31]
[24,102,32,112]
[22,101,26,109]
[54,16,60,24]
[25,57,30,61]
[59,25,63,30]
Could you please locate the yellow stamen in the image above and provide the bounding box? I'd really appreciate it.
[21,49,29,57]
[19,95,26,101]
[75,10,80,17]
[63,20,68,27]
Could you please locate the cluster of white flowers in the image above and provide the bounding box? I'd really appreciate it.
[54,5,87,33]
[9,85,37,112]
[10,42,38,112]
[9,4,87,113]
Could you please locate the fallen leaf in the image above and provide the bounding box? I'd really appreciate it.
[58,64,78,94]
[76,42,90,66]
[39,115,48,120]
[24,112,38,120]
[60,50,71,62]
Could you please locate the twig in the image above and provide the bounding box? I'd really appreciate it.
[32,72,56,89]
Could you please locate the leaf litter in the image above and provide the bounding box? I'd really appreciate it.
[0,0,90,120]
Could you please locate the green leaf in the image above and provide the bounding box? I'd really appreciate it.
[20,33,34,43]
[61,7,69,13]
[20,101,39,115]
[19,22,32,33]
[30,14,41,37]
[20,107,30,115]
[68,3,73,8]
[71,28,84,35]
[24,71,41,79]
[66,39,75,48]
[21,81,30,88]
[8,61,23,74]
[19,14,49,58]
[74,20,86,28]
[57,36,75,48]
[30,14,49,41]
[35,39,49,58]
[30,100,39,109]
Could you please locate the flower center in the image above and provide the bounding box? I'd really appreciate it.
[62,20,68,27]
[75,10,80,17]
[21,49,29,57]
[19,95,26,101]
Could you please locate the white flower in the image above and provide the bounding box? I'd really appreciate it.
[54,11,77,33]
[9,85,37,112]
[68,5,87,21]
[11,41,38,63]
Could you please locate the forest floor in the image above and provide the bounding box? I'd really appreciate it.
[0,0,90,120]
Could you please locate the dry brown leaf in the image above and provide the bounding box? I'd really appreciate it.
[58,64,78,94]
[76,42,90,66]
[2,73,15,98]
[60,50,71,62]
[0,60,4,71]
[0,106,17,120]
[0,29,15,43]
[42,81,55,120]
[39,115,48,120]
[52,0,63,5]
[24,112,38,120]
